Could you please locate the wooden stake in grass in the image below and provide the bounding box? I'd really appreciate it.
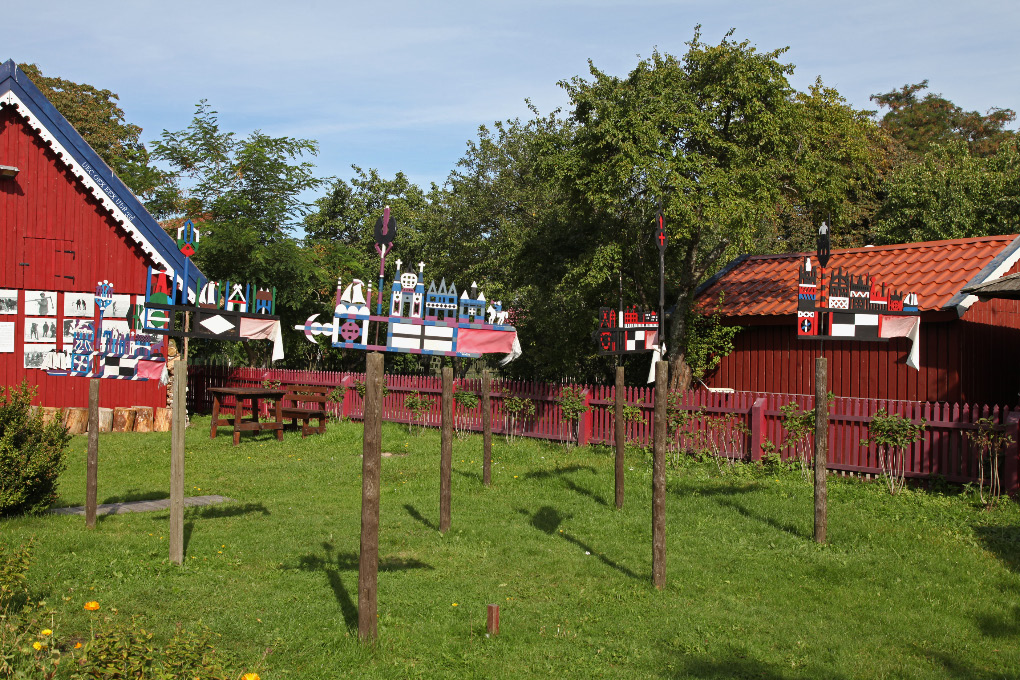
[652,359,667,589]
[359,352,384,641]
[482,370,492,487]
[85,377,100,530]
[814,356,828,544]
[487,604,500,635]
[440,366,453,532]
[615,365,625,509]
[169,355,187,565]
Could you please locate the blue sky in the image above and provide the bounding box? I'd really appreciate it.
[8,1,1020,191]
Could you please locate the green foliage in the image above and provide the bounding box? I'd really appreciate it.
[861,408,926,494]
[352,379,388,400]
[966,417,1015,507]
[403,391,434,435]
[778,402,815,479]
[149,102,328,368]
[685,294,740,382]
[872,80,1016,157]
[873,140,1020,244]
[501,393,536,443]
[453,389,480,439]
[0,382,71,517]
[557,386,589,445]
[18,63,164,200]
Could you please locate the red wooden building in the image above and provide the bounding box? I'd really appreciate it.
[694,235,1020,405]
[0,60,203,409]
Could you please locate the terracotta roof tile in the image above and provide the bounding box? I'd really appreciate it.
[695,235,1020,316]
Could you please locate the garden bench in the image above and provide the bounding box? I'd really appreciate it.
[281,384,330,437]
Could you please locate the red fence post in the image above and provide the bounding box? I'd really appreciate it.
[749,397,767,461]
[341,374,354,420]
[578,388,593,447]
[1005,411,1020,496]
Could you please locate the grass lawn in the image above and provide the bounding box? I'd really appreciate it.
[4,416,1020,678]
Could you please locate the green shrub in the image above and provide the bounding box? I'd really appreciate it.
[0,381,72,517]
[557,386,589,446]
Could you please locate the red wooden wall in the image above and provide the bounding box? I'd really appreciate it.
[704,291,1020,406]
[0,108,166,409]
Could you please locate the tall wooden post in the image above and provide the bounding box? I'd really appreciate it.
[358,352,384,641]
[85,378,100,529]
[169,356,186,565]
[615,366,625,509]
[440,367,453,532]
[482,370,492,487]
[652,360,667,589]
[814,357,828,544]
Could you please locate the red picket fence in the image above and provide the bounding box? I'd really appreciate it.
[187,365,1020,491]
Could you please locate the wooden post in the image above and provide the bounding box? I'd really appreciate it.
[440,366,453,532]
[749,397,767,461]
[482,370,492,487]
[486,604,500,635]
[615,366,625,509]
[814,357,828,544]
[652,360,667,589]
[1004,412,1020,495]
[358,352,384,641]
[169,356,187,565]
[85,378,100,530]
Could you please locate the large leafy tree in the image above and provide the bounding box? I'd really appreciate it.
[19,63,163,200]
[150,102,327,366]
[872,80,1016,157]
[874,140,1020,244]
[559,30,800,388]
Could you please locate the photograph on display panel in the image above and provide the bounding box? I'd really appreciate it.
[63,293,95,317]
[0,290,17,315]
[24,291,56,316]
[107,294,131,318]
[24,344,55,369]
[24,318,58,342]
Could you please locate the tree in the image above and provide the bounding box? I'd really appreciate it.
[871,80,1016,157]
[149,102,328,366]
[560,30,800,389]
[873,140,1020,244]
[18,63,164,200]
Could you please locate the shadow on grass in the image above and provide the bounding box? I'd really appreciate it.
[294,542,433,630]
[453,469,483,484]
[404,504,438,531]
[525,466,608,507]
[517,505,640,580]
[912,645,1011,680]
[149,503,270,551]
[100,489,168,504]
[664,652,849,679]
[713,498,808,540]
[973,525,1020,573]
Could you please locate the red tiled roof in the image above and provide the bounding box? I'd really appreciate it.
[695,235,1020,316]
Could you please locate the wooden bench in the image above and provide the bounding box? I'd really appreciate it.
[281,385,330,437]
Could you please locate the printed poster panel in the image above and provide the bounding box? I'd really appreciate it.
[24,318,57,342]
[107,294,131,318]
[62,319,93,344]
[0,322,13,352]
[64,293,95,317]
[24,344,55,369]
[24,291,57,316]
[0,290,17,315]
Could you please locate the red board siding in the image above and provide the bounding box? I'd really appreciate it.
[0,108,165,409]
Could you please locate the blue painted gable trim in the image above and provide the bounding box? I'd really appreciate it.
[0,59,204,290]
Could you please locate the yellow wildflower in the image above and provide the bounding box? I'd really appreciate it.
[40,629,52,636]
[243,673,261,680]
[84,601,100,611]
[32,641,42,651]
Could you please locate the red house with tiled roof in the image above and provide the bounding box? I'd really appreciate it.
[694,235,1020,405]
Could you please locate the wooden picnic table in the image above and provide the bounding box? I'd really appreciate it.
[208,386,288,446]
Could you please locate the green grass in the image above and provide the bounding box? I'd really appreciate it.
[5,417,1020,679]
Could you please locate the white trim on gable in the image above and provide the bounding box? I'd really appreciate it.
[954,243,1020,314]
[0,91,172,271]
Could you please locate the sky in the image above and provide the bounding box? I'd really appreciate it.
[6,0,1020,192]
